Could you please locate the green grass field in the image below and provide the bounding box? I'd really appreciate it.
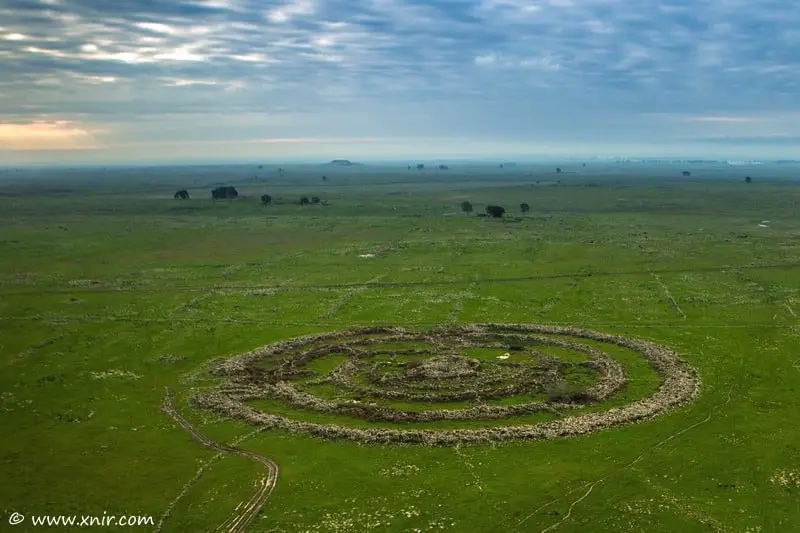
[1,162,799,532]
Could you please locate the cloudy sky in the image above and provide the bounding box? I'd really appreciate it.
[1,0,799,164]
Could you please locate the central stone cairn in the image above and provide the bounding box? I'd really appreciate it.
[193,324,701,444]
[405,354,480,379]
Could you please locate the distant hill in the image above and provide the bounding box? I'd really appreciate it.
[327,160,362,166]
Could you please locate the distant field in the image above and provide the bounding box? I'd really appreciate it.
[1,162,798,532]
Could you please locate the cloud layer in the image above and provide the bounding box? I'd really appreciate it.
[1,0,800,162]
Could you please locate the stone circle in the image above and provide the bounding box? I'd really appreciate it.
[192,323,701,444]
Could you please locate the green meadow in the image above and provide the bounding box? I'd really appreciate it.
[1,162,798,532]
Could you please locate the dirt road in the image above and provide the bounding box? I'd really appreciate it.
[162,388,279,533]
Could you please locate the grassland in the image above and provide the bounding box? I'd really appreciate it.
[1,162,799,532]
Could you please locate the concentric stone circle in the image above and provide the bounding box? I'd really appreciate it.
[192,323,701,444]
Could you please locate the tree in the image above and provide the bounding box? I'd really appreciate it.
[407,165,412,170]
[745,176,752,183]
[439,164,449,170]
[261,194,272,205]
[322,175,328,181]
[682,171,691,176]
[556,167,562,173]
[485,205,505,218]
[211,186,238,199]
[461,201,473,215]
[520,203,530,214]
[174,189,189,200]
[416,163,425,171]
[300,196,310,205]
[311,196,321,204]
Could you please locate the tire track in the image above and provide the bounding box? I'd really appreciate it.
[161,388,279,533]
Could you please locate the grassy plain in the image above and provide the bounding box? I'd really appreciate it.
[1,162,799,532]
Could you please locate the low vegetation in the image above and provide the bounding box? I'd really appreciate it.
[1,162,798,533]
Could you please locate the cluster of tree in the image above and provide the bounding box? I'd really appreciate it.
[485,205,505,218]
[439,165,449,170]
[211,186,238,199]
[460,201,530,218]
[174,189,189,200]
[260,195,323,205]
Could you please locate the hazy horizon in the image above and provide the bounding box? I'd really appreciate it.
[2,0,800,165]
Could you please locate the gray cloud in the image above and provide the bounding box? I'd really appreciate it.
[1,0,800,160]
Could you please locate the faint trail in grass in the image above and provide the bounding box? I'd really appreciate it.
[453,443,484,492]
[651,273,686,319]
[728,269,796,321]
[518,387,734,532]
[2,331,72,369]
[155,427,266,533]
[161,388,279,533]
[539,482,600,533]
[155,450,224,532]
[5,261,800,295]
[170,290,219,316]
[447,285,475,323]
[319,275,387,320]
[3,315,797,329]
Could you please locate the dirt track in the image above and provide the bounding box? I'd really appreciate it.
[162,388,279,533]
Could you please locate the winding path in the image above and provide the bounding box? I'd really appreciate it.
[162,388,280,533]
